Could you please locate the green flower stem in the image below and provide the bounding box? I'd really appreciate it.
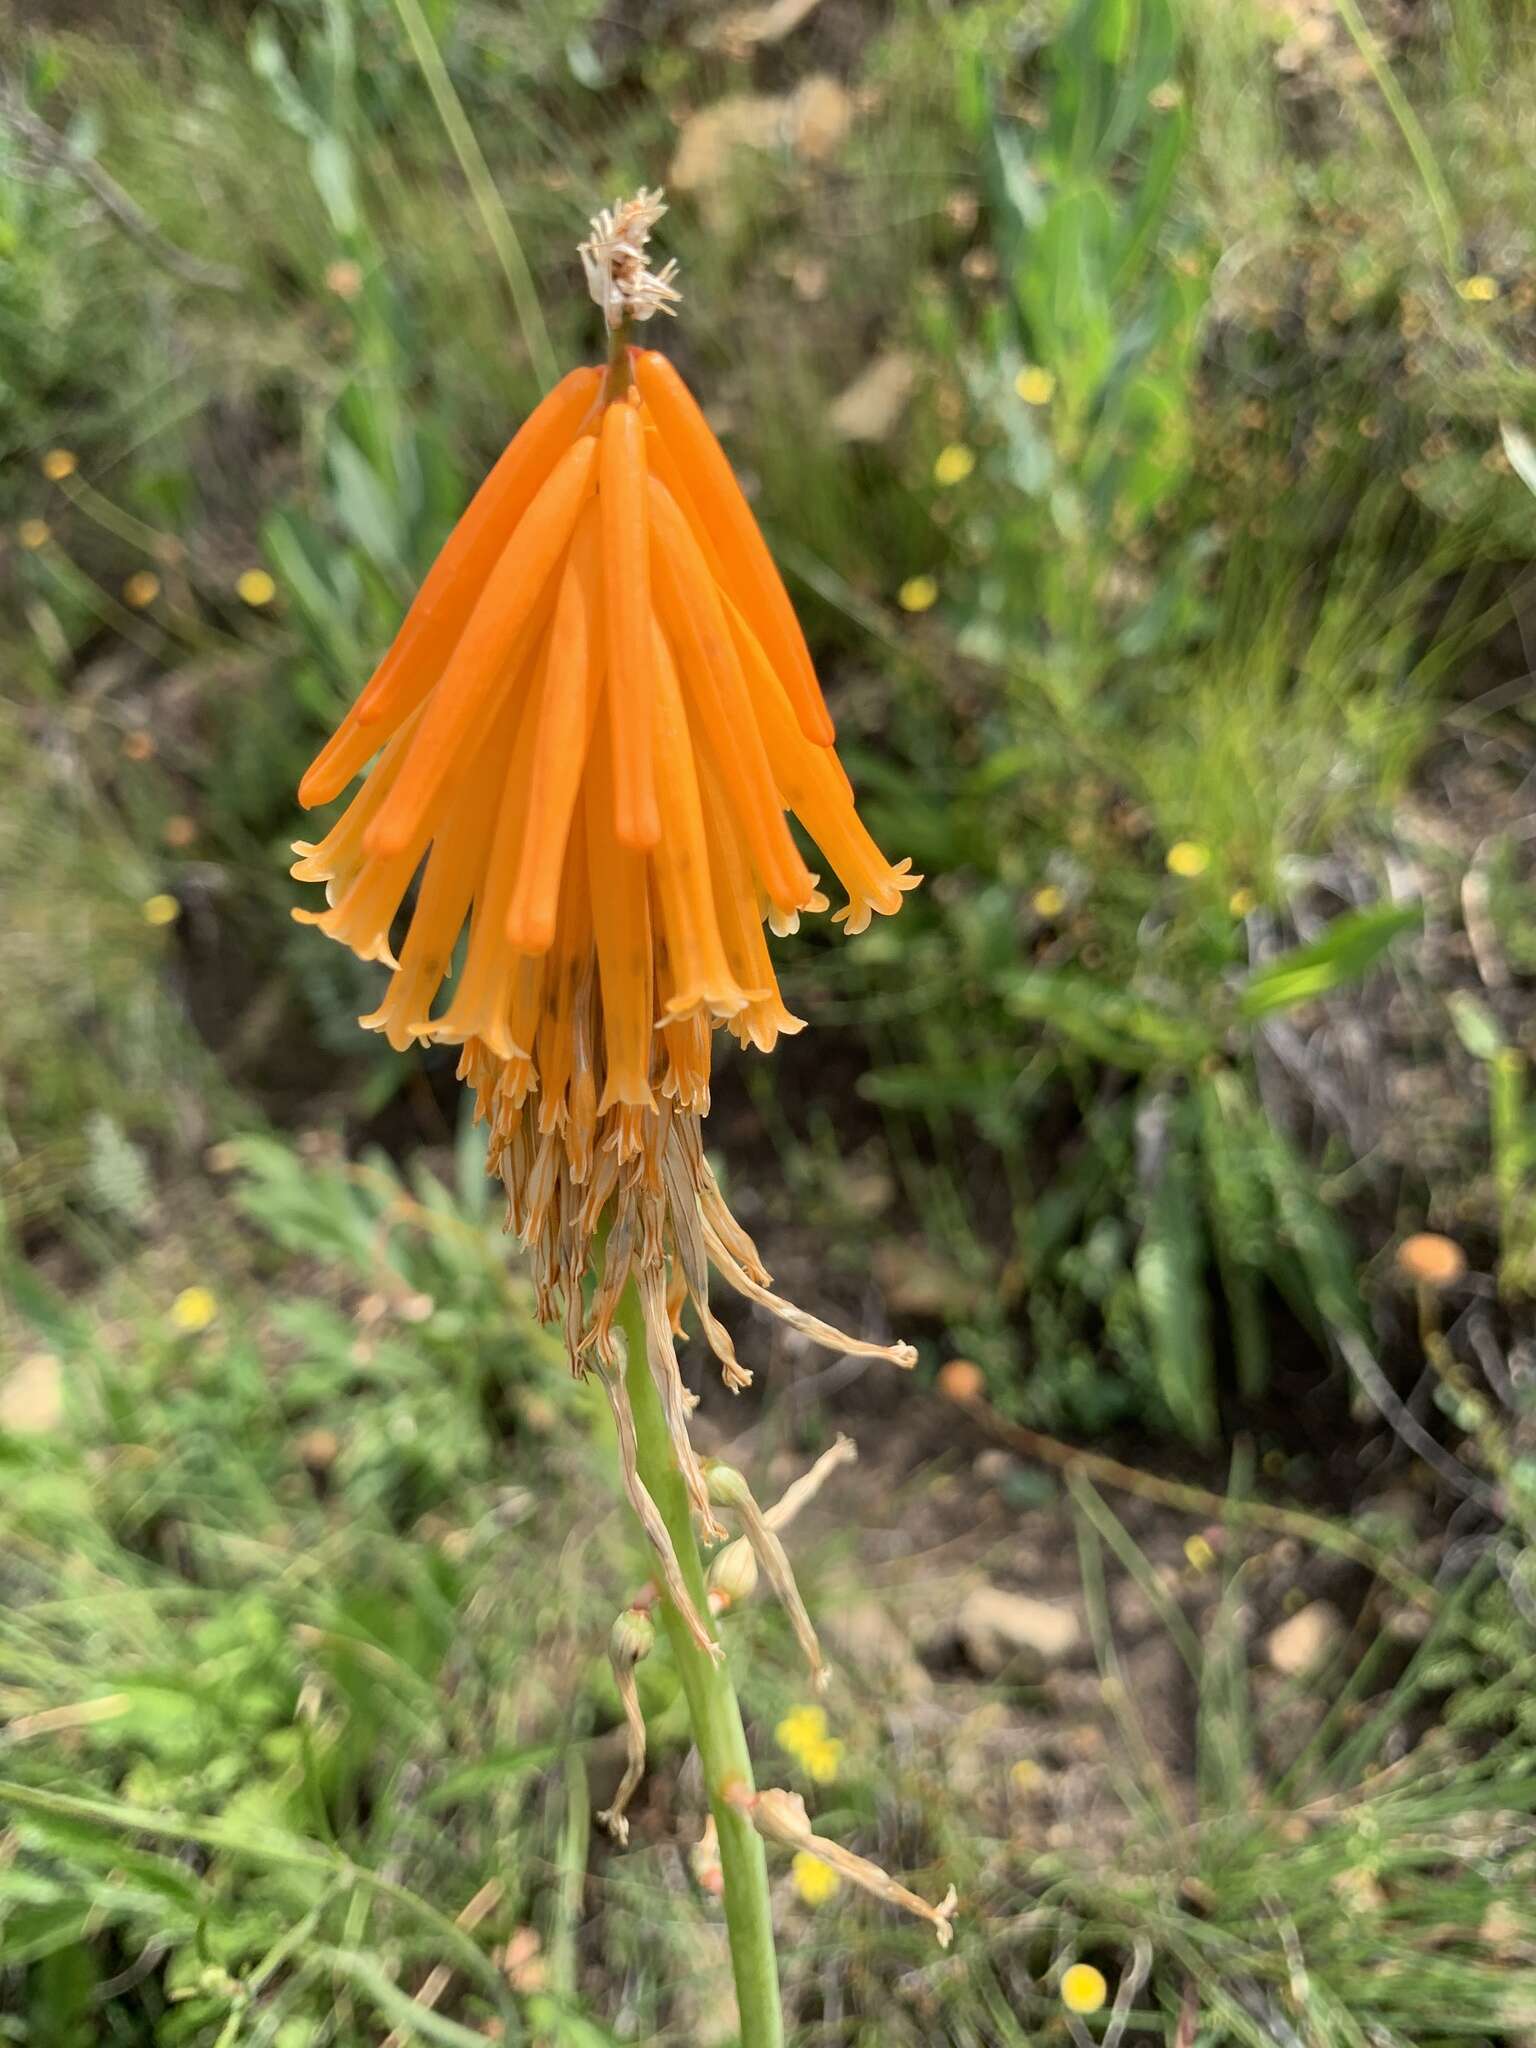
[614,1281,783,2048]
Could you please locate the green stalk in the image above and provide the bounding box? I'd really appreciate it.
[613,1281,783,2047]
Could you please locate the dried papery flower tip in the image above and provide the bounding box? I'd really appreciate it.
[1397,1232,1467,1290]
[598,1339,721,1664]
[599,1605,657,1845]
[707,1462,829,1692]
[738,1786,958,1949]
[764,1434,857,1534]
[708,1536,760,1612]
[636,1263,727,1541]
[579,187,682,330]
[713,1436,857,1613]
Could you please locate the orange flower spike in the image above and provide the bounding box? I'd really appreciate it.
[600,397,661,851]
[298,366,600,807]
[697,759,803,1054]
[649,620,748,1019]
[632,347,835,748]
[290,701,425,896]
[428,644,552,1055]
[364,433,597,862]
[535,808,594,1135]
[583,719,654,1110]
[725,598,920,934]
[506,503,606,953]
[648,475,815,919]
[358,698,513,1049]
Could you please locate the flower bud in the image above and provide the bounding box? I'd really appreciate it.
[705,1460,752,1511]
[707,1538,759,1610]
[609,1606,656,1669]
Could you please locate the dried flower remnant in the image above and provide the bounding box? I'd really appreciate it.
[579,188,682,331]
[597,1605,657,1845]
[292,189,919,1588]
[734,1785,958,1947]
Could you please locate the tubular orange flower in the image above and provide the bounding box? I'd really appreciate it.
[292,188,921,1527]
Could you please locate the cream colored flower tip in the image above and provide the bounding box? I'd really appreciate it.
[579,187,682,329]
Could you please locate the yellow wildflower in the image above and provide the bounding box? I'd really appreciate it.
[1031,885,1065,918]
[898,574,939,613]
[1061,1963,1108,2015]
[123,571,161,609]
[1458,275,1498,303]
[142,893,180,926]
[933,443,975,486]
[169,1286,218,1334]
[1165,840,1210,878]
[1183,1532,1216,1573]
[237,568,277,607]
[777,1704,843,1780]
[1228,886,1256,917]
[1015,366,1056,406]
[791,1851,841,1905]
[42,449,78,481]
[803,1736,843,1784]
[18,519,50,550]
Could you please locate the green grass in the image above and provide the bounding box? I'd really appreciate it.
[6,0,1536,2036]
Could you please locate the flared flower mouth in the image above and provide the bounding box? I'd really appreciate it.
[292,192,919,1572]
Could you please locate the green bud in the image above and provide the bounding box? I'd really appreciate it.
[705,1460,751,1510]
[708,1537,759,1608]
[609,1606,656,1669]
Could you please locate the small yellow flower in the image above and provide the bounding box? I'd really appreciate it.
[1031,885,1066,918]
[1228,886,1257,917]
[1458,274,1499,303]
[1010,1758,1044,1794]
[898,574,939,613]
[933,443,976,487]
[123,571,161,609]
[1165,840,1210,879]
[803,1734,844,1784]
[1015,365,1056,406]
[1061,1963,1108,2015]
[777,1704,828,1751]
[18,519,50,550]
[777,1703,844,1781]
[1183,1533,1217,1573]
[791,1851,841,1906]
[237,568,277,607]
[142,893,180,927]
[169,1286,218,1334]
[42,449,78,482]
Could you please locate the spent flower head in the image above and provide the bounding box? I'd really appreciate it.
[579,187,682,331]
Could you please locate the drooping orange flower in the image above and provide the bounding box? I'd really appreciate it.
[293,192,917,1602]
